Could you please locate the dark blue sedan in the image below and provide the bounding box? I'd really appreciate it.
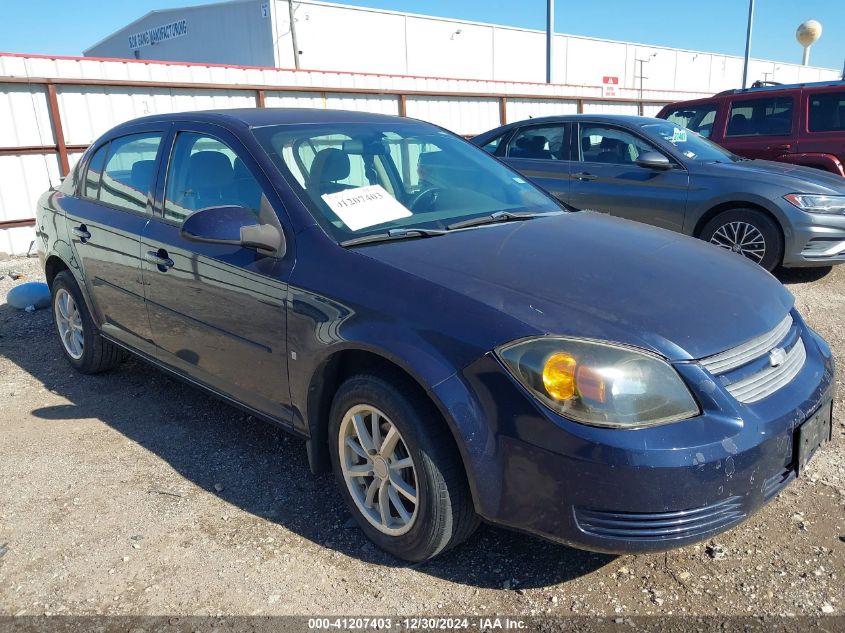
[36,108,834,561]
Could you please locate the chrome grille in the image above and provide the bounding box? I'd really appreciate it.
[700,315,792,374]
[700,313,806,404]
[724,339,806,403]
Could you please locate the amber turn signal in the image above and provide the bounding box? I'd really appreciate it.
[542,352,577,401]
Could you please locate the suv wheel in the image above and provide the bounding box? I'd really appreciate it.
[328,371,478,561]
[50,271,122,374]
[700,209,783,271]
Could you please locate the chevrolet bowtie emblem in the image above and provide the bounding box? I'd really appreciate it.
[769,347,787,368]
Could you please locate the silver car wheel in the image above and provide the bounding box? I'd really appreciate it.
[54,288,84,360]
[710,221,766,264]
[338,404,419,536]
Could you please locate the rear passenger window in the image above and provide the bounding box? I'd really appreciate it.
[99,133,163,213]
[82,144,109,200]
[507,125,569,160]
[664,105,718,138]
[808,91,845,132]
[726,97,793,137]
[163,133,266,223]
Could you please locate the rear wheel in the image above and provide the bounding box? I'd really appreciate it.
[50,271,122,374]
[699,208,783,271]
[328,371,478,561]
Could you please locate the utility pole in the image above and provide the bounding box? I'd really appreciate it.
[634,54,655,115]
[741,0,755,89]
[546,0,554,83]
[289,0,301,70]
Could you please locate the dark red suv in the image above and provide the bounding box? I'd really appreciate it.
[657,80,845,176]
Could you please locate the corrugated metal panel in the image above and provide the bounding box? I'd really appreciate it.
[642,103,668,118]
[264,91,324,109]
[582,101,640,115]
[0,153,61,253]
[58,86,256,146]
[405,96,500,134]
[506,98,577,123]
[0,84,53,146]
[325,94,399,115]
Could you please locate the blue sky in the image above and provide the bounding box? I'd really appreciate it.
[1,0,842,70]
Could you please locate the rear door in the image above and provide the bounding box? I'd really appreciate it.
[721,94,798,160]
[568,122,689,232]
[141,123,293,422]
[501,123,572,203]
[62,126,166,356]
[798,88,845,173]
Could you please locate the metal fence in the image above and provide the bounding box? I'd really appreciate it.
[0,52,705,254]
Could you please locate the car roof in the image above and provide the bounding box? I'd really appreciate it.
[471,114,663,141]
[109,107,406,133]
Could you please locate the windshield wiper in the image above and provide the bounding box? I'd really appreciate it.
[446,210,561,231]
[340,227,447,247]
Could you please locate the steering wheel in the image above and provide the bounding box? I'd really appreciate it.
[407,187,443,213]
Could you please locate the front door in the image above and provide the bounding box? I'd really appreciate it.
[568,123,689,232]
[63,129,165,356]
[141,127,292,422]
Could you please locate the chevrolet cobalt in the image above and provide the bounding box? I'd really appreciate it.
[36,109,834,561]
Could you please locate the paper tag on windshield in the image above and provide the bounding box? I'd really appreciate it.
[321,185,412,231]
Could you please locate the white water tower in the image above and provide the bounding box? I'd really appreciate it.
[796,20,822,66]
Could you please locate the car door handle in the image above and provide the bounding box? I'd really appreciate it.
[145,249,175,271]
[573,172,598,181]
[72,225,91,242]
[767,144,792,151]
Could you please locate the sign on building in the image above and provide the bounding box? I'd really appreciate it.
[602,76,619,98]
[128,19,189,49]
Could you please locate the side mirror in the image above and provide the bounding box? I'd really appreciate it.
[635,151,673,170]
[180,205,285,257]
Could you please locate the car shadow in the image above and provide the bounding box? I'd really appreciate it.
[775,266,832,285]
[0,302,612,588]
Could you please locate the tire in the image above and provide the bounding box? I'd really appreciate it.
[328,371,478,561]
[50,271,122,374]
[699,208,783,272]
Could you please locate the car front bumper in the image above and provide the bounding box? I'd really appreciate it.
[781,203,845,267]
[432,322,835,554]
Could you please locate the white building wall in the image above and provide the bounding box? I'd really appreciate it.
[268,0,840,92]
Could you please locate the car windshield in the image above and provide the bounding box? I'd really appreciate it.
[641,121,741,163]
[251,121,560,241]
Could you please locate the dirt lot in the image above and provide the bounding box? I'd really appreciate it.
[0,254,843,618]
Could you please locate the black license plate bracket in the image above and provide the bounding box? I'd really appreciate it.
[796,401,833,476]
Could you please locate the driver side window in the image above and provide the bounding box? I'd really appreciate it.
[163,132,266,224]
[578,125,657,166]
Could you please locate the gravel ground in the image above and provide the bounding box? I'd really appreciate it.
[0,254,843,618]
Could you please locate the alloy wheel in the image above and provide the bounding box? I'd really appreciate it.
[709,221,766,264]
[54,288,84,360]
[338,404,419,536]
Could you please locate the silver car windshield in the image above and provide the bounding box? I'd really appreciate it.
[252,121,560,241]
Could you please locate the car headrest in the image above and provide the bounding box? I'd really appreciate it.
[188,151,234,188]
[130,160,155,191]
[528,136,547,151]
[311,148,350,183]
[581,136,591,152]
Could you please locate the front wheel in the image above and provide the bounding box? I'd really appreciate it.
[699,209,783,271]
[328,372,478,561]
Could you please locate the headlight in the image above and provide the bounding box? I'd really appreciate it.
[496,337,699,428]
[784,194,845,214]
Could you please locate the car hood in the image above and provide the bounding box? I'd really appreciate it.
[356,212,794,361]
[693,159,845,193]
